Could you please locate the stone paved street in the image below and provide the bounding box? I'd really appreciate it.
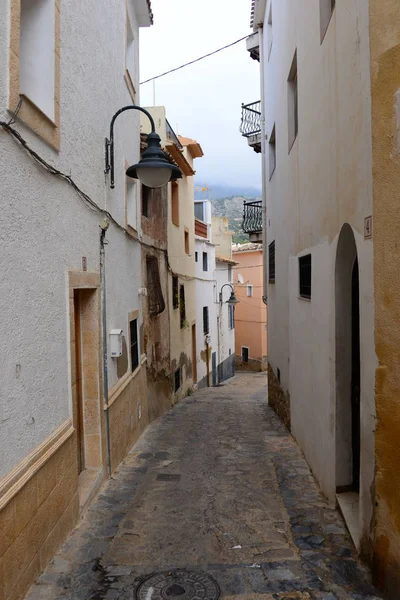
[26,373,383,600]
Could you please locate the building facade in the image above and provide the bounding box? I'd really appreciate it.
[0,3,154,598]
[248,0,400,595]
[232,244,267,371]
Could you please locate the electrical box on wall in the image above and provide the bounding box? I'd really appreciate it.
[110,329,123,357]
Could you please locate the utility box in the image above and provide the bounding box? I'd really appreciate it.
[110,329,123,357]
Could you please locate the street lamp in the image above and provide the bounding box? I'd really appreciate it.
[105,105,182,189]
[219,283,239,305]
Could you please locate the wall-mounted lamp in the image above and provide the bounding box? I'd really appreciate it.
[219,283,239,305]
[105,105,182,189]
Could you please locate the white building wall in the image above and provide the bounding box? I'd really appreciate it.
[195,239,217,387]
[215,260,235,372]
[0,0,146,478]
[261,0,376,543]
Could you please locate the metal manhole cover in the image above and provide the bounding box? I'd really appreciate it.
[136,570,220,600]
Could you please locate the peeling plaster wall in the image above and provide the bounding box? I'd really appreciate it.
[0,0,144,478]
[368,0,400,595]
[262,0,376,552]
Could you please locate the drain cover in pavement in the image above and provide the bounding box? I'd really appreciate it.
[136,570,220,600]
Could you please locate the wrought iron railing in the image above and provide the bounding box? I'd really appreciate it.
[242,200,262,234]
[240,101,261,137]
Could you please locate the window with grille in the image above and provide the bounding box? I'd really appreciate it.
[299,254,312,299]
[203,252,208,272]
[142,184,152,218]
[228,305,235,330]
[130,319,139,371]
[269,241,275,283]
[180,285,186,328]
[203,306,209,335]
[288,51,298,151]
[146,256,165,316]
[172,276,179,309]
[174,367,181,392]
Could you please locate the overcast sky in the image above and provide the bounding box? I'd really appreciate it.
[139,0,261,189]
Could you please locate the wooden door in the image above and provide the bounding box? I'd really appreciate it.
[74,291,85,474]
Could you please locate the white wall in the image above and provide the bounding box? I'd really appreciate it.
[195,239,217,385]
[0,0,145,478]
[261,0,376,543]
[215,260,235,369]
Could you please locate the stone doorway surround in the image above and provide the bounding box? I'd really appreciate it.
[68,270,106,511]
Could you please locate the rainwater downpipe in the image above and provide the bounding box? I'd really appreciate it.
[259,26,268,306]
[100,221,112,476]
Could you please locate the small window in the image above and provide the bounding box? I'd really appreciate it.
[228,305,235,330]
[299,254,312,299]
[171,181,179,226]
[268,4,273,59]
[242,347,249,363]
[194,202,205,222]
[228,265,232,281]
[125,12,136,100]
[126,176,137,231]
[203,252,208,272]
[269,124,276,179]
[246,284,253,297]
[146,256,165,315]
[172,276,179,309]
[195,252,198,262]
[203,306,209,335]
[174,367,181,392]
[277,367,281,383]
[269,241,276,283]
[320,0,335,43]
[20,0,56,121]
[288,51,298,151]
[180,285,186,328]
[130,319,139,372]
[142,185,152,218]
[184,229,190,255]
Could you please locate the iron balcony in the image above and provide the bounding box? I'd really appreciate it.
[240,101,261,153]
[242,200,262,243]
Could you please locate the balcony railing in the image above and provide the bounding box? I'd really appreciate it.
[240,101,261,137]
[242,200,262,235]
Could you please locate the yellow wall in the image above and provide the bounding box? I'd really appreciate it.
[369,0,400,595]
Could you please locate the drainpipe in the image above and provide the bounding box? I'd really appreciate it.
[100,220,112,476]
[258,26,268,306]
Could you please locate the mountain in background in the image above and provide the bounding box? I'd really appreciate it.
[195,182,262,244]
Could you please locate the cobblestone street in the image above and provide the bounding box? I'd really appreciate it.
[26,373,382,600]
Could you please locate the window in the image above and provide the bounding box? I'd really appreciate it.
[125,11,136,101]
[246,284,253,297]
[180,285,186,328]
[126,175,137,231]
[130,319,139,371]
[174,368,181,392]
[320,0,335,42]
[288,51,298,151]
[269,124,276,179]
[172,276,179,309]
[277,367,281,383]
[194,202,205,222]
[184,229,190,255]
[20,0,56,121]
[228,265,232,281]
[269,241,276,283]
[195,252,198,263]
[299,254,312,299]
[203,307,209,335]
[142,185,152,218]
[203,252,208,272]
[171,181,180,226]
[242,347,249,363]
[268,4,273,59]
[146,256,165,315]
[228,305,235,330]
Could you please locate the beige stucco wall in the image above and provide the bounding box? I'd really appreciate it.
[262,0,376,552]
[369,0,400,595]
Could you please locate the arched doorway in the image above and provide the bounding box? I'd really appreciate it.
[335,224,361,546]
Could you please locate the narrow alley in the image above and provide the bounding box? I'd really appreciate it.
[26,374,381,600]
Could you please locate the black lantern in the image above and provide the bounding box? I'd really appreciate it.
[219,284,239,305]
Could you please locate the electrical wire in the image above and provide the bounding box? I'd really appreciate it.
[140,36,249,85]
